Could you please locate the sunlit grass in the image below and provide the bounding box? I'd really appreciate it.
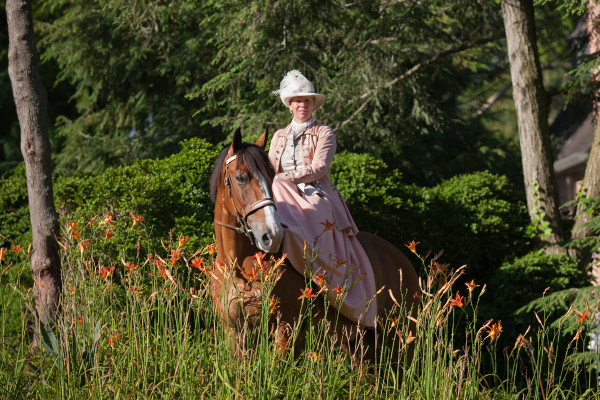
[0,214,598,398]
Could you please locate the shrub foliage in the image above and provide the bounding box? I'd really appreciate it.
[53,138,220,258]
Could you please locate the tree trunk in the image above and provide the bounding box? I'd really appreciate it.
[501,0,565,252]
[572,1,600,267]
[6,0,62,336]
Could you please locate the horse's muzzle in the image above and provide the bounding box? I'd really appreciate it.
[256,225,283,253]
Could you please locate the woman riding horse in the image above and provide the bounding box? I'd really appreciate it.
[210,70,419,359]
[270,70,379,327]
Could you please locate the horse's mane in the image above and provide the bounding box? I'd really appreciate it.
[210,142,276,203]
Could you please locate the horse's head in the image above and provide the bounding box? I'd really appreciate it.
[211,128,284,253]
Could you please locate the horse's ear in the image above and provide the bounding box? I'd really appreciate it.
[230,127,242,154]
[255,128,269,149]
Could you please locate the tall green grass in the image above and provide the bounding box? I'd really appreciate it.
[0,216,597,399]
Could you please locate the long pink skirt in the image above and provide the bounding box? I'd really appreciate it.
[272,178,378,327]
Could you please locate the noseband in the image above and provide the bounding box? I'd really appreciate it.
[214,154,276,245]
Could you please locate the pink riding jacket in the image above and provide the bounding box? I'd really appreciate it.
[268,122,358,234]
[268,121,378,327]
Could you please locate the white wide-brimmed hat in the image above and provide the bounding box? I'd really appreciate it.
[273,70,325,110]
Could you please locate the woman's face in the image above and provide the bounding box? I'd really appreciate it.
[289,96,314,123]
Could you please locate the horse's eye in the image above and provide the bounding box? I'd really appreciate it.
[236,174,248,185]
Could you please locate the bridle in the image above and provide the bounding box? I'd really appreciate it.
[214,154,276,245]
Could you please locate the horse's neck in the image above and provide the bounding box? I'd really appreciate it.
[216,229,254,265]
[214,202,255,268]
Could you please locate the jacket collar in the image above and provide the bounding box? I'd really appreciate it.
[282,121,320,137]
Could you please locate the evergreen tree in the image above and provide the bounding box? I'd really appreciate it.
[37,0,221,175]
[196,0,518,184]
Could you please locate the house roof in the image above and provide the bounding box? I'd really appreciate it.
[552,15,593,175]
[552,102,594,174]
[554,111,594,174]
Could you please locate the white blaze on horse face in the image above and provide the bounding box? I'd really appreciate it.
[247,170,283,253]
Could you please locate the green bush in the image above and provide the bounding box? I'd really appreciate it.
[331,152,530,281]
[330,151,407,234]
[0,144,541,340]
[0,146,532,285]
[0,164,31,248]
[54,137,221,260]
[424,171,531,276]
[0,166,33,339]
[487,251,587,334]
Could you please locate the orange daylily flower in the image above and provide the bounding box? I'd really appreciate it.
[319,219,335,232]
[465,279,480,295]
[298,287,318,299]
[78,240,90,255]
[405,240,419,255]
[333,284,347,300]
[268,296,280,315]
[258,255,285,283]
[260,264,279,283]
[10,244,22,254]
[99,265,115,279]
[332,256,347,269]
[313,272,328,288]
[177,234,189,248]
[169,248,183,265]
[191,257,204,270]
[431,261,449,276]
[71,229,81,241]
[123,262,139,276]
[78,240,90,256]
[486,321,503,341]
[129,211,144,226]
[155,263,174,282]
[67,221,79,240]
[154,255,166,268]
[104,229,115,241]
[241,264,260,283]
[100,213,115,227]
[253,252,267,268]
[576,310,589,324]
[449,293,464,308]
[0,248,6,262]
[204,244,217,256]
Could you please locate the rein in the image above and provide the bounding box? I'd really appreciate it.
[214,154,276,245]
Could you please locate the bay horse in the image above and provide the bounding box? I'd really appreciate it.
[209,127,419,362]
